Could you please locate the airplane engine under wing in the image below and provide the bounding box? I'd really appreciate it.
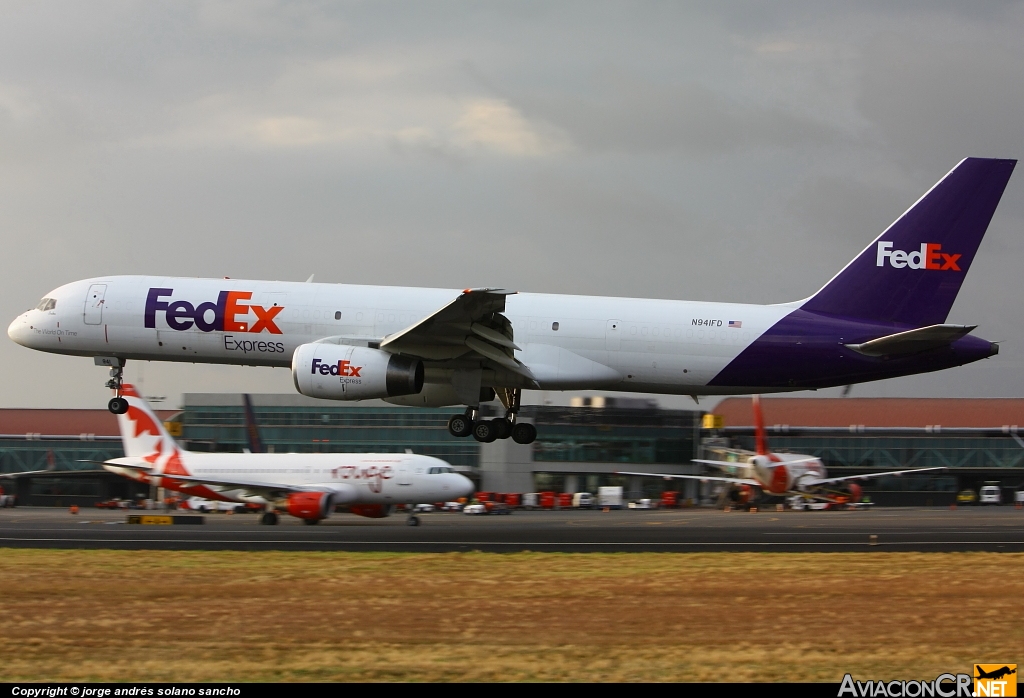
[292,344,423,400]
[279,492,335,520]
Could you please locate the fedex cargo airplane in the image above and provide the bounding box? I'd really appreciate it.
[103,385,473,525]
[8,158,1016,444]
[620,395,942,507]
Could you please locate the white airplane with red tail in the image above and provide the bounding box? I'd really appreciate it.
[621,396,943,507]
[102,385,473,526]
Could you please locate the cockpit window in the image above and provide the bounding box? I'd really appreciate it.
[35,298,56,312]
[428,466,453,474]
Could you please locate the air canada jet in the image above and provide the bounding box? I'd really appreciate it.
[9,158,1016,444]
[620,395,943,506]
[102,385,474,526]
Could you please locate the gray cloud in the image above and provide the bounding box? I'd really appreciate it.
[2,2,1024,407]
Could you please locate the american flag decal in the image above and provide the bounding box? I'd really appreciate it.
[728,320,742,328]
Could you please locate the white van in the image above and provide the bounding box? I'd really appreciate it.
[979,485,1001,505]
[572,492,594,509]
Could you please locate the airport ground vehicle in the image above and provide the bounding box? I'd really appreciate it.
[100,385,473,526]
[10,159,1014,446]
[463,504,486,515]
[572,492,594,508]
[598,487,623,509]
[957,489,977,505]
[979,485,1001,505]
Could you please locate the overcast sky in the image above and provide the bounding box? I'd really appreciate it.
[2,1,1023,409]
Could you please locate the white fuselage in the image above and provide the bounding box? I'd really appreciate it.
[104,451,474,506]
[9,275,795,395]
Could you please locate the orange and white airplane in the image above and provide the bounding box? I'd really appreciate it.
[102,385,473,526]
[622,396,943,506]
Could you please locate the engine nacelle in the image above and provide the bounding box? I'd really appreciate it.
[383,384,495,407]
[278,492,334,520]
[292,344,424,401]
[349,504,392,519]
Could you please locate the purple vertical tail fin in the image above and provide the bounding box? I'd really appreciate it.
[801,157,1016,327]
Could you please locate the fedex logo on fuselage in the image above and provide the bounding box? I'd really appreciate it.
[876,242,961,270]
[311,358,362,377]
[144,288,284,334]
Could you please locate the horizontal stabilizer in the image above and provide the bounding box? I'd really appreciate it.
[845,324,976,357]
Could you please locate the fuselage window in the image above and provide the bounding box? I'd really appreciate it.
[335,311,342,320]
[552,322,559,331]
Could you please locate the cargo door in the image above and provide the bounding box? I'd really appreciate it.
[606,319,621,351]
[83,284,107,325]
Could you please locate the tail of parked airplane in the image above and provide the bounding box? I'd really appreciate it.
[801,157,1016,327]
[116,384,178,458]
[752,395,769,456]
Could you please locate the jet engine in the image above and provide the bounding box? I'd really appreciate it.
[277,492,334,520]
[292,344,423,401]
[349,504,393,519]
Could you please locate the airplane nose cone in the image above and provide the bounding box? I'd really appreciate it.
[456,474,475,498]
[8,315,30,347]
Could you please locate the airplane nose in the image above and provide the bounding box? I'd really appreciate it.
[456,474,475,498]
[8,315,30,347]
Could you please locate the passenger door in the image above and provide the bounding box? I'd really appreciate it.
[396,462,412,486]
[606,319,621,351]
[83,284,107,325]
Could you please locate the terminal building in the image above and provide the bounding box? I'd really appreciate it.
[1,394,1023,506]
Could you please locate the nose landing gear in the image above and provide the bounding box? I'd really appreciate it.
[97,357,129,414]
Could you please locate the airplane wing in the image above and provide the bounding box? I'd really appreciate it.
[800,466,946,487]
[693,457,821,468]
[616,471,762,487]
[377,288,537,381]
[845,324,976,357]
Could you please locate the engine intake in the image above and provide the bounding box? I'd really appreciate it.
[292,344,424,400]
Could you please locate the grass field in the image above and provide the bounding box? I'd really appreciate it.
[0,550,1021,682]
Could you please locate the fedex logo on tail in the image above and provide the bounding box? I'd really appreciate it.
[876,242,961,270]
[145,288,284,334]
[311,358,362,377]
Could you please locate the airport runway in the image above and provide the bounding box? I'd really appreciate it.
[0,506,1023,551]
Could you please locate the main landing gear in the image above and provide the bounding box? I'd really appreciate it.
[260,511,279,525]
[447,388,537,444]
[406,514,421,527]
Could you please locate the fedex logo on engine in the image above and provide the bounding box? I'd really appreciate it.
[876,242,962,270]
[144,288,284,334]
[311,358,362,377]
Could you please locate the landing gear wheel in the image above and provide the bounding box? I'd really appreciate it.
[303,518,320,525]
[448,414,473,438]
[406,515,421,527]
[473,420,496,443]
[260,512,279,525]
[492,418,512,439]
[108,397,129,415]
[511,422,537,444]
